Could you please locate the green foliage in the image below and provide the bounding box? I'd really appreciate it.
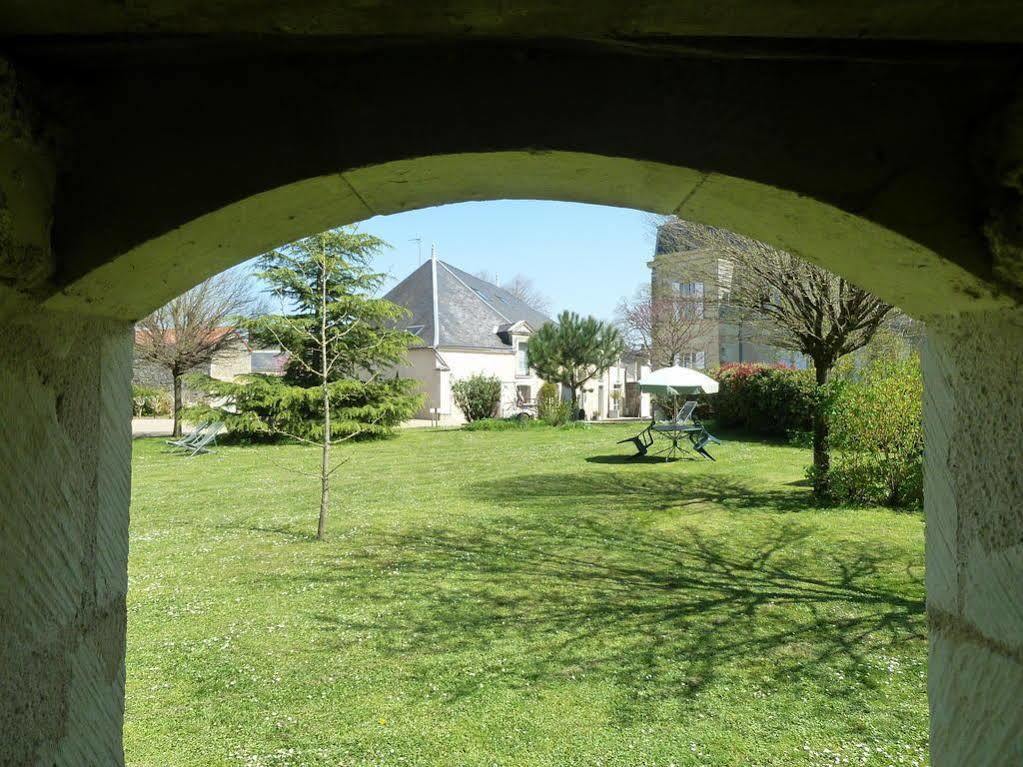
[544,403,577,426]
[451,374,502,422]
[461,416,535,431]
[818,356,923,508]
[132,385,171,417]
[249,228,417,384]
[461,416,590,432]
[193,228,422,442]
[833,322,920,379]
[186,373,422,442]
[537,381,572,426]
[527,311,624,405]
[705,363,817,437]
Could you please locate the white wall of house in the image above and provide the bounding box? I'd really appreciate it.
[440,345,547,424]
[577,360,652,421]
[390,343,652,425]
[388,346,445,419]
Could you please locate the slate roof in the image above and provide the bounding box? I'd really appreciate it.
[383,260,553,350]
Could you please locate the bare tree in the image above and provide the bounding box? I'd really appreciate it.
[475,270,552,314]
[616,283,709,367]
[134,272,252,437]
[656,216,894,489]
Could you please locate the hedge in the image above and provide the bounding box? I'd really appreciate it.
[704,363,816,438]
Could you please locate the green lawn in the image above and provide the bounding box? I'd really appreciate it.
[126,425,928,767]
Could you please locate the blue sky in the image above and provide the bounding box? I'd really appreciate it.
[355,200,656,320]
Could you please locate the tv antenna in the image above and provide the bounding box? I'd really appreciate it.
[410,236,423,266]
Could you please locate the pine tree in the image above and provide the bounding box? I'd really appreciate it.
[192,228,422,539]
[527,312,624,414]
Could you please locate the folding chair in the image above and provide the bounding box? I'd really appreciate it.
[176,422,224,456]
[617,419,655,456]
[687,416,722,461]
[166,420,210,448]
[672,399,698,425]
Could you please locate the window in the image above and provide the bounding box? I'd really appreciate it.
[677,351,707,370]
[716,259,732,292]
[406,324,425,337]
[516,342,529,375]
[672,281,705,318]
[516,384,531,404]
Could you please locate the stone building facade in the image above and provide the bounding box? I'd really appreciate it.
[132,331,286,405]
[649,222,808,371]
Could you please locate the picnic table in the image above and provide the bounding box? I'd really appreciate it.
[617,399,721,461]
[651,420,716,461]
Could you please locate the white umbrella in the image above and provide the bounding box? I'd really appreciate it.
[638,365,719,396]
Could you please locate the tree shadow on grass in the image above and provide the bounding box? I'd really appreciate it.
[216,522,320,543]
[586,453,702,465]
[297,513,924,721]
[469,470,815,514]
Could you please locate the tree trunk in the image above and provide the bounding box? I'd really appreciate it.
[317,262,330,541]
[318,383,330,540]
[172,371,183,437]
[811,361,831,496]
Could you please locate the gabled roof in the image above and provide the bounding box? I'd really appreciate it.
[383,259,553,350]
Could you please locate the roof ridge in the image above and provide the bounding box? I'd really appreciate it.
[438,261,511,323]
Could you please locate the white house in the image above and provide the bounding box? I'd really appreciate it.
[383,256,651,425]
[580,349,652,422]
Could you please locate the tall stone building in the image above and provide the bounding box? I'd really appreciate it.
[649,221,808,370]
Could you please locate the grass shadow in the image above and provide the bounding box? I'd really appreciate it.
[293,513,924,720]
[585,453,700,465]
[468,470,815,514]
[217,522,320,543]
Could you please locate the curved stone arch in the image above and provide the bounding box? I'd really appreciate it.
[44,150,1009,321]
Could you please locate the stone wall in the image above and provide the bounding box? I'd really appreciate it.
[0,310,132,766]
[923,308,1023,766]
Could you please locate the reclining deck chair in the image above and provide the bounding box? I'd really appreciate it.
[167,420,210,448]
[171,422,224,456]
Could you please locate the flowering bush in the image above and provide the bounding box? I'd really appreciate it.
[704,363,816,437]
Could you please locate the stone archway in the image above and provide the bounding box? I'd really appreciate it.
[47,151,1008,321]
[1,27,1021,766]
